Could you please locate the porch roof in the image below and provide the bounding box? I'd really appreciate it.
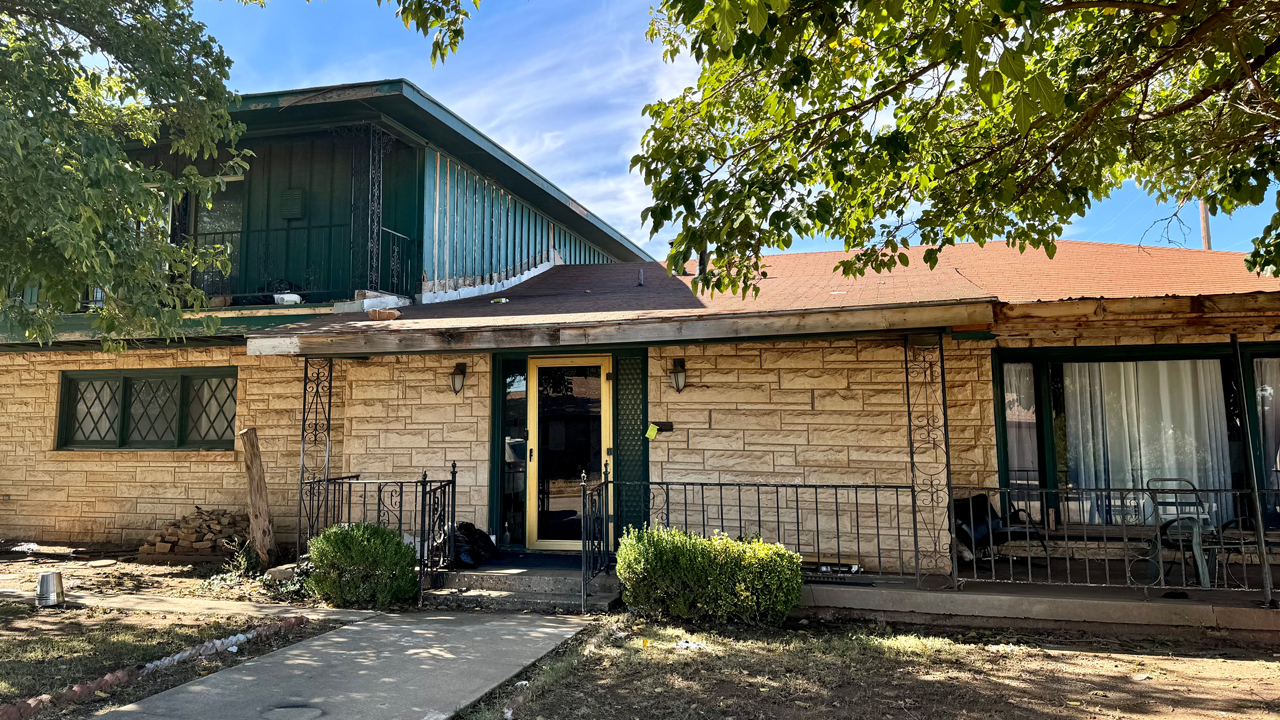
[245,256,996,355]
[244,241,1280,356]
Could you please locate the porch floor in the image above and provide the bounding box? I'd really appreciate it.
[802,577,1280,636]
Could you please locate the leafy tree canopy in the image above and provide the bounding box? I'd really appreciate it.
[0,0,473,347]
[634,0,1280,295]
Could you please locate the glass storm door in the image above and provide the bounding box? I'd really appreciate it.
[525,356,612,551]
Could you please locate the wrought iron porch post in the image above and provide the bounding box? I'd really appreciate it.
[350,123,393,293]
[296,357,334,558]
[1232,334,1275,606]
[904,333,957,590]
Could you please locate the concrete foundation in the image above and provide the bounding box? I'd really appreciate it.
[801,580,1280,639]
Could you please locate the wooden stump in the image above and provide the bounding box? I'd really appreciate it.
[239,427,275,566]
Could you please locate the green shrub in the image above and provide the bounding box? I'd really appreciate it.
[305,523,417,608]
[615,526,803,625]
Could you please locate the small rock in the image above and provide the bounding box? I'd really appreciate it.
[1131,673,1152,681]
[227,646,238,653]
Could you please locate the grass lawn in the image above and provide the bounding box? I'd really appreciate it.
[461,616,1280,720]
[0,602,339,718]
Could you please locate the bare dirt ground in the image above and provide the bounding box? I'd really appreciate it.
[462,616,1280,720]
[0,601,340,719]
[0,543,293,603]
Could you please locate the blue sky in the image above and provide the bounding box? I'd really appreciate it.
[194,0,1274,260]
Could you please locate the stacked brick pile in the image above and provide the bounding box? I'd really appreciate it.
[138,507,248,557]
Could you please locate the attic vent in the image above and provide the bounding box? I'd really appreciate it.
[569,199,589,218]
[280,189,305,220]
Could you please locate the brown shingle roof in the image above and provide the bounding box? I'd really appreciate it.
[251,241,1277,340]
[919,240,1279,303]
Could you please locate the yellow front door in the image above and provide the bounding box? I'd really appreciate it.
[525,356,612,551]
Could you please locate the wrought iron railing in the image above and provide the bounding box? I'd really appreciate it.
[381,227,417,299]
[582,479,921,592]
[581,464,611,612]
[186,224,417,304]
[952,484,1277,599]
[297,464,456,605]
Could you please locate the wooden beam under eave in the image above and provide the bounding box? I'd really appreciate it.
[246,301,995,356]
[998,292,1280,322]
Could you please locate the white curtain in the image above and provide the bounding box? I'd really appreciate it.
[1256,358,1280,493]
[1064,360,1232,525]
[1003,363,1039,487]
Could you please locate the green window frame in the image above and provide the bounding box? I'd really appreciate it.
[992,343,1244,492]
[58,368,238,450]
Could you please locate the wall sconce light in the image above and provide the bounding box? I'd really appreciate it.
[670,359,686,393]
[449,362,467,395]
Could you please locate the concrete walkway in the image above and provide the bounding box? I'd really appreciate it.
[101,612,588,720]
[0,588,375,623]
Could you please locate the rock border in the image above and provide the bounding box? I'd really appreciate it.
[0,615,310,719]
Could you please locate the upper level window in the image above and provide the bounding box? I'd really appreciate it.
[59,369,237,450]
[173,179,244,299]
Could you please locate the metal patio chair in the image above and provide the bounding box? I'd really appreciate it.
[1135,478,1217,589]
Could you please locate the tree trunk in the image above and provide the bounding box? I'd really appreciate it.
[239,427,275,566]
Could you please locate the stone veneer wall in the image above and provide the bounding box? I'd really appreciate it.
[338,353,491,528]
[0,346,491,545]
[645,338,996,571]
[0,346,319,544]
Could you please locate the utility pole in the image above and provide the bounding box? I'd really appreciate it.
[1200,199,1213,250]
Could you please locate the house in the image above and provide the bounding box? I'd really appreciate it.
[3,78,1279,614]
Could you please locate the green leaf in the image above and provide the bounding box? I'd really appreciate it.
[1013,92,1037,134]
[961,20,985,59]
[998,48,1026,81]
[746,0,769,33]
[1029,73,1065,116]
[977,70,1005,108]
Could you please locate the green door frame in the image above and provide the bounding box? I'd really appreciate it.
[488,347,649,548]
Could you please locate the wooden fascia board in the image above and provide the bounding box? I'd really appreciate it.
[246,300,996,356]
[996,292,1280,322]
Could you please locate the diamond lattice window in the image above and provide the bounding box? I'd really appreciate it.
[128,378,179,444]
[69,379,120,444]
[60,369,236,449]
[186,377,237,443]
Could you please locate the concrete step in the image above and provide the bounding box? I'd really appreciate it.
[421,587,617,614]
[427,568,620,596]
[422,566,620,614]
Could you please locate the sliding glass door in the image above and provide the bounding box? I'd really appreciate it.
[1061,359,1235,525]
[998,352,1246,527]
[1253,358,1280,525]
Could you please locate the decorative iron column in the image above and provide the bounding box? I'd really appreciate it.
[904,333,957,589]
[350,123,394,293]
[296,357,334,555]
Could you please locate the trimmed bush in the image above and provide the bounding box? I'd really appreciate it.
[615,526,803,625]
[305,523,417,608]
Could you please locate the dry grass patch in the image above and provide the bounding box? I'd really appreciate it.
[0,602,339,718]
[460,616,1280,720]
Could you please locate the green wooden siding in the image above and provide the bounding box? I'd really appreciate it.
[424,150,615,293]
[132,121,618,306]
[239,132,355,298]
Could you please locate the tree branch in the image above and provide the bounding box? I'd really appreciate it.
[1042,0,1185,14]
